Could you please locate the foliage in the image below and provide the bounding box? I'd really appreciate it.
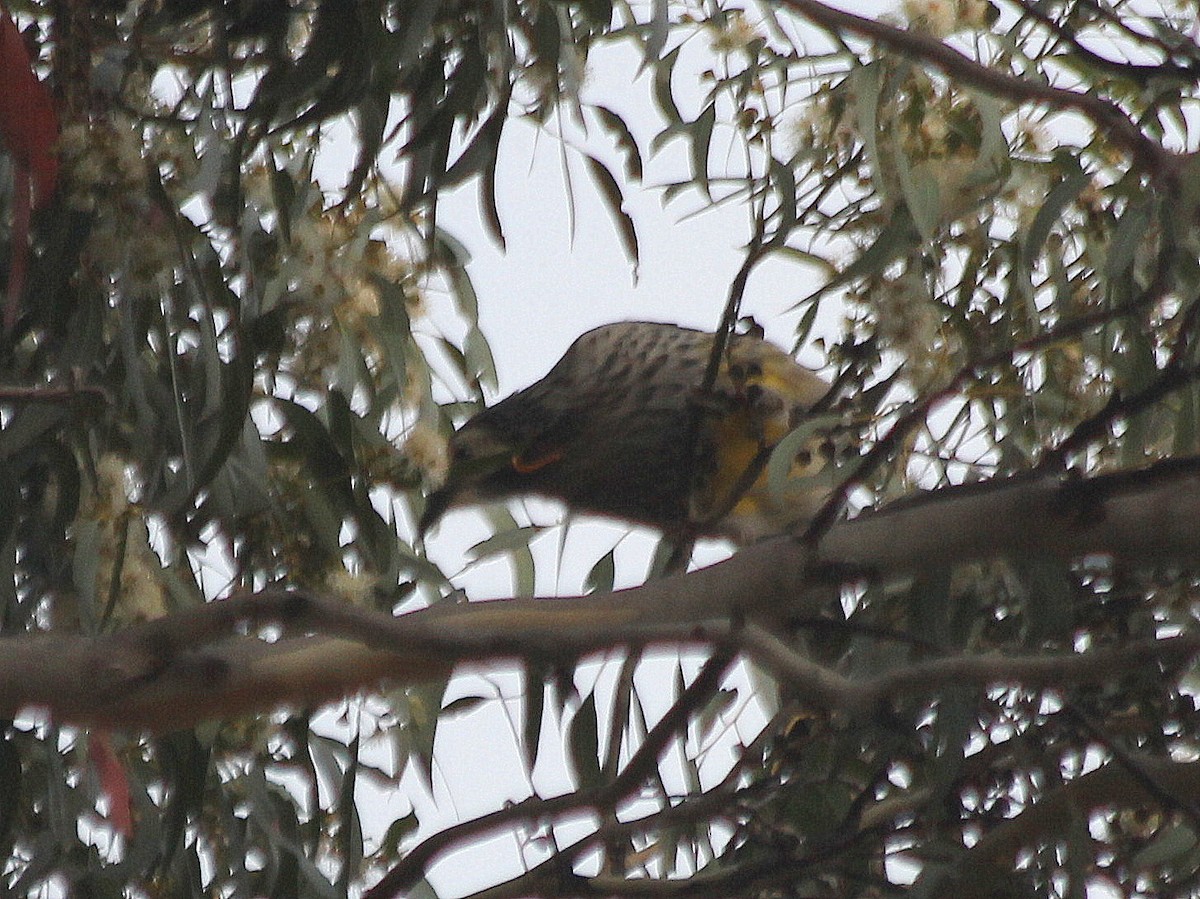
[2,0,1200,897]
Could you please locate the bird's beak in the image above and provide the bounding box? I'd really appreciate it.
[415,446,515,539]
[417,486,454,539]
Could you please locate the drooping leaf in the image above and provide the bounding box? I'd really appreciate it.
[593,104,643,181]
[568,692,601,791]
[585,154,639,267]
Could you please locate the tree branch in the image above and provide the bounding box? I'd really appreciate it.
[7,457,1200,731]
[776,0,1179,185]
[917,754,1200,891]
[1012,0,1200,83]
[743,624,1200,715]
[364,651,737,899]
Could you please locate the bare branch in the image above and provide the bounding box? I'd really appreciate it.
[743,624,1200,714]
[0,382,109,404]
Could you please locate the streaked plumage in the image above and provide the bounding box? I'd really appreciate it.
[419,321,831,542]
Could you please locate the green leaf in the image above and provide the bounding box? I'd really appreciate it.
[480,126,507,248]
[465,524,543,562]
[779,780,856,839]
[1132,823,1198,870]
[652,46,683,129]
[850,62,885,199]
[0,464,19,552]
[1106,197,1154,282]
[401,681,449,796]
[895,151,941,242]
[689,103,716,200]
[434,228,478,324]
[1009,556,1073,646]
[584,548,615,595]
[794,295,821,348]
[374,279,412,389]
[71,519,101,634]
[1175,382,1200,456]
[965,89,1010,190]
[1025,157,1090,265]
[394,0,441,72]
[379,811,420,854]
[593,105,643,181]
[648,535,683,578]
[522,664,547,772]
[396,529,457,590]
[696,688,737,743]
[405,878,442,899]
[789,209,917,310]
[347,92,389,199]
[441,695,490,717]
[0,727,21,849]
[585,154,639,267]
[531,3,563,80]
[275,399,353,495]
[469,509,540,598]
[465,324,499,393]
[443,100,507,189]
[770,244,838,279]
[337,735,363,893]
[643,0,669,67]
[568,692,602,791]
[766,412,842,500]
[766,158,797,247]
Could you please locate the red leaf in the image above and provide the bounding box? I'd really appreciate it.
[0,8,59,208]
[90,730,134,838]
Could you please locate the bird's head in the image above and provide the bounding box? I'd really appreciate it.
[416,400,567,538]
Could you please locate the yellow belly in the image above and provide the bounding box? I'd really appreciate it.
[691,346,832,541]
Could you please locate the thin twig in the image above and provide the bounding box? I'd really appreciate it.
[1013,0,1200,83]
[0,383,110,404]
[365,651,737,899]
[663,215,770,573]
[804,239,1176,539]
[1060,702,1200,827]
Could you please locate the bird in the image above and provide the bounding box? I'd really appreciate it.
[417,321,833,543]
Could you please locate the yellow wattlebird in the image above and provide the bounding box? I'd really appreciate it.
[418,321,833,543]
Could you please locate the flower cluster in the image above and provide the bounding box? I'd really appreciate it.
[74,454,168,626]
[401,420,450,488]
[708,10,763,55]
[242,166,429,396]
[902,0,994,38]
[789,88,860,166]
[60,115,178,295]
[887,70,1005,229]
[851,269,958,390]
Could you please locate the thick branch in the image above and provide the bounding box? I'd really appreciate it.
[745,624,1200,715]
[905,755,1200,897]
[6,458,1200,731]
[817,455,1200,569]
